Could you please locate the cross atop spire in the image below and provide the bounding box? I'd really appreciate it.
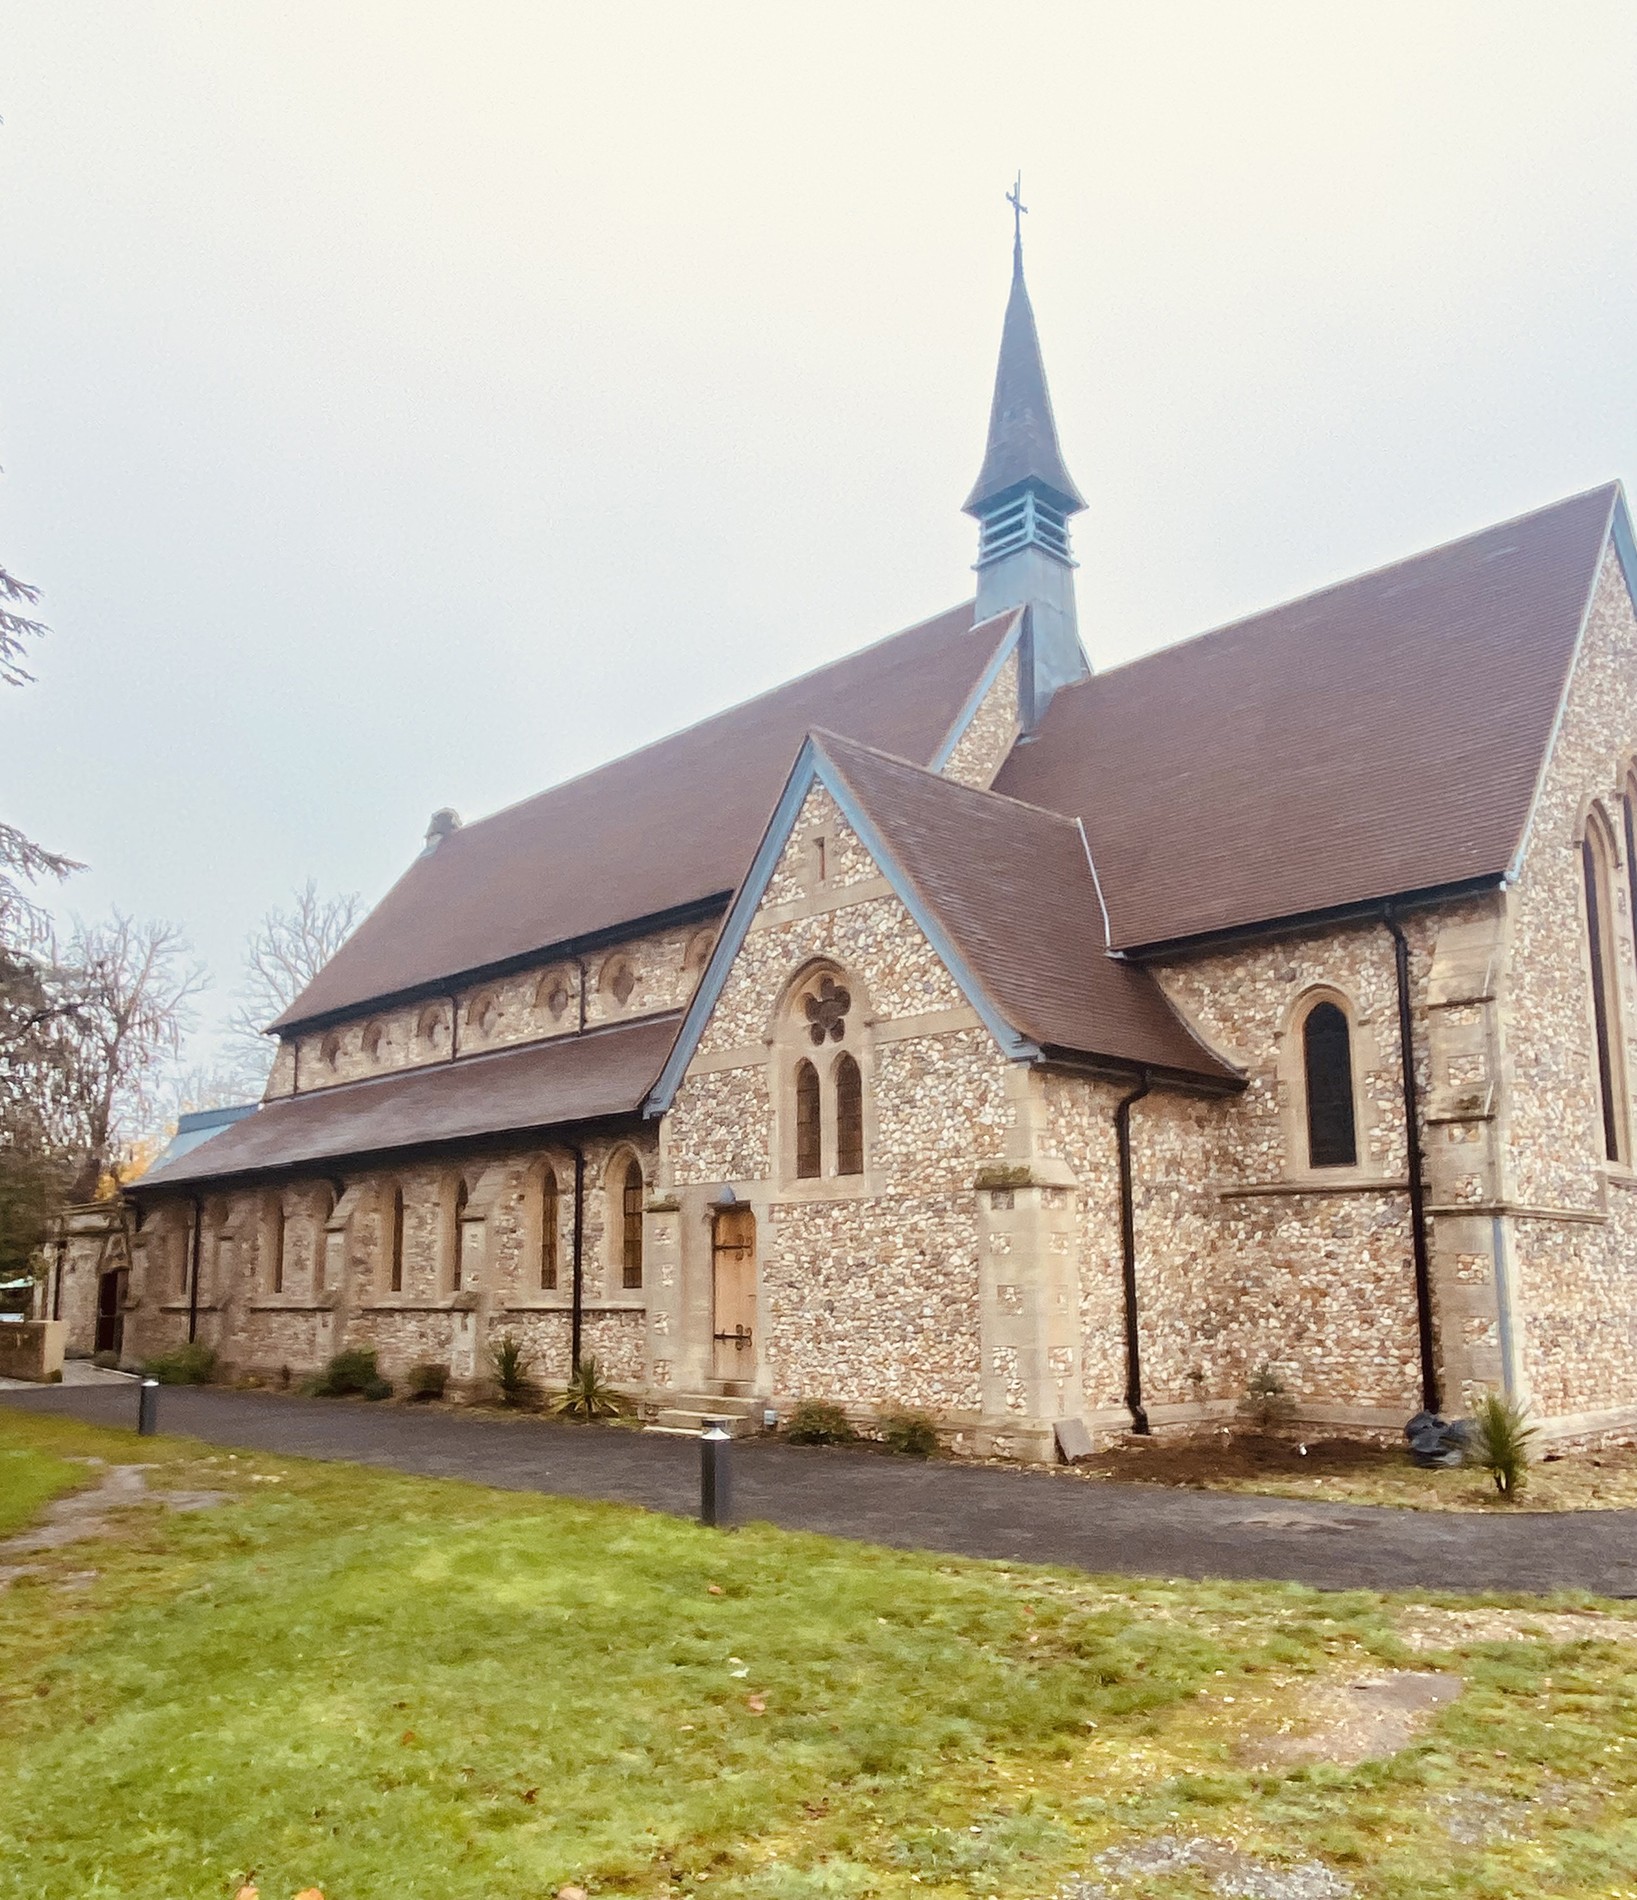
[1007,172,1027,250]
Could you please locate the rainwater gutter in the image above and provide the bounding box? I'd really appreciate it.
[1383,909,1440,1414]
[1114,1069,1152,1434]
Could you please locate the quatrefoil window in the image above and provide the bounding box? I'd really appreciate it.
[803,975,851,1045]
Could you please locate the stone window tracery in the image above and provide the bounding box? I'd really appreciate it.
[536,968,572,1022]
[616,1155,644,1289]
[776,963,872,1186]
[1301,1000,1358,1169]
[834,1052,864,1176]
[794,1060,821,1178]
[541,1165,559,1291]
[601,955,637,1008]
[388,1183,405,1292]
[267,1197,285,1295]
[468,991,500,1037]
[452,1178,470,1292]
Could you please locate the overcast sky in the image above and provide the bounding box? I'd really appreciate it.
[5,2,1637,1063]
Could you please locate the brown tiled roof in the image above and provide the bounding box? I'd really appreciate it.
[135,1014,679,1190]
[811,732,1238,1085]
[994,483,1620,949]
[275,603,1019,1030]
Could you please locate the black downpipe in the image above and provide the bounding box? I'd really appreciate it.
[187,1196,203,1344]
[1384,911,1440,1414]
[51,1234,65,1322]
[569,1146,586,1374]
[1114,1070,1152,1434]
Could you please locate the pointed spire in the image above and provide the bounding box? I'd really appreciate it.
[962,213,1084,517]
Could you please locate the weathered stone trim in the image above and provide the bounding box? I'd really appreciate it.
[1219,1178,1408,1199]
[1427,1201,1608,1224]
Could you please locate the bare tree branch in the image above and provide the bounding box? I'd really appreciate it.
[0,561,47,690]
[228,878,363,1051]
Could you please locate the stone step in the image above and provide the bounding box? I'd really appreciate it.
[663,1391,766,1418]
[648,1408,760,1437]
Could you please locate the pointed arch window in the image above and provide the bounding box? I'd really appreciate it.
[620,1159,644,1289]
[794,1060,821,1178]
[1582,819,1626,1162]
[540,1165,559,1291]
[452,1179,469,1291]
[314,1187,335,1292]
[835,1052,864,1176]
[1302,1001,1358,1169]
[388,1185,405,1292]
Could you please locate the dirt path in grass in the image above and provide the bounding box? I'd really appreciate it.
[6,1383,1637,1595]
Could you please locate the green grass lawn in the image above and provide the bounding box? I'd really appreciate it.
[2,1410,1636,1900]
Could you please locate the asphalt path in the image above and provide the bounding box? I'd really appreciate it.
[6,1382,1635,1597]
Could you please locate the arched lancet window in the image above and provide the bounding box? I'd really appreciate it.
[269,1200,285,1295]
[388,1185,405,1293]
[314,1187,335,1292]
[452,1179,469,1291]
[794,1060,821,1178]
[1583,815,1626,1162]
[834,1051,864,1176]
[1302,1000,1358,1169]
[620,1158,644,1289]
[540,1165,559,1291]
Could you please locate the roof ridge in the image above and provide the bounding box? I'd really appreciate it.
[436,600,996,842]
[807,724,1084,828]
[1080,480,1622,691]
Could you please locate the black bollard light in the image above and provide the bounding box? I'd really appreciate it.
[137,1376,159,1437]
[700,1418,733,1528]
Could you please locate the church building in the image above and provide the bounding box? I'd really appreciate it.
[48,224,1637,1457]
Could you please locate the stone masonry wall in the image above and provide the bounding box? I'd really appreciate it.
[267,919,717,1100]
[1500,546,1637,1419]
[941,647,1020,791]
[125,1127,656,1391]
[663,785,1014,1421]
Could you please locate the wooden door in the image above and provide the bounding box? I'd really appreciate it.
[711,1206,757,1384]
[94,1269,124,1357]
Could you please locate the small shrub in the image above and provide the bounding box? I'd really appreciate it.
[363,1376,393,1401]
[1239,1362,1295,1431]
[1471,1390,1537,1499]
[878,1409,939,1457]
[310,1347,382,1397]
[552,1355,624,1422]
[407,1362,448,1401]
[489,1332,533,1407]
[786,1399,857,1446]
[143,1342,216,1386]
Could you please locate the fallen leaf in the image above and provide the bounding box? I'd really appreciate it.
[294,1890,325,1900]
[234,1887,258,1900]
[707,1584,724,1596]
[400,1730,416,1745]
[746,1694,767,1715]
[557,1886,588,1900]
[521,1787,538,1804]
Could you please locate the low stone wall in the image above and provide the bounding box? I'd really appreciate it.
[0,1319,65,1382]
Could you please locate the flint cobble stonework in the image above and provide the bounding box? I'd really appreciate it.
[267,921,711,1099]
[47,556,1637,1449]
[940,646,1020,791]
[1500,549,1637,1421]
